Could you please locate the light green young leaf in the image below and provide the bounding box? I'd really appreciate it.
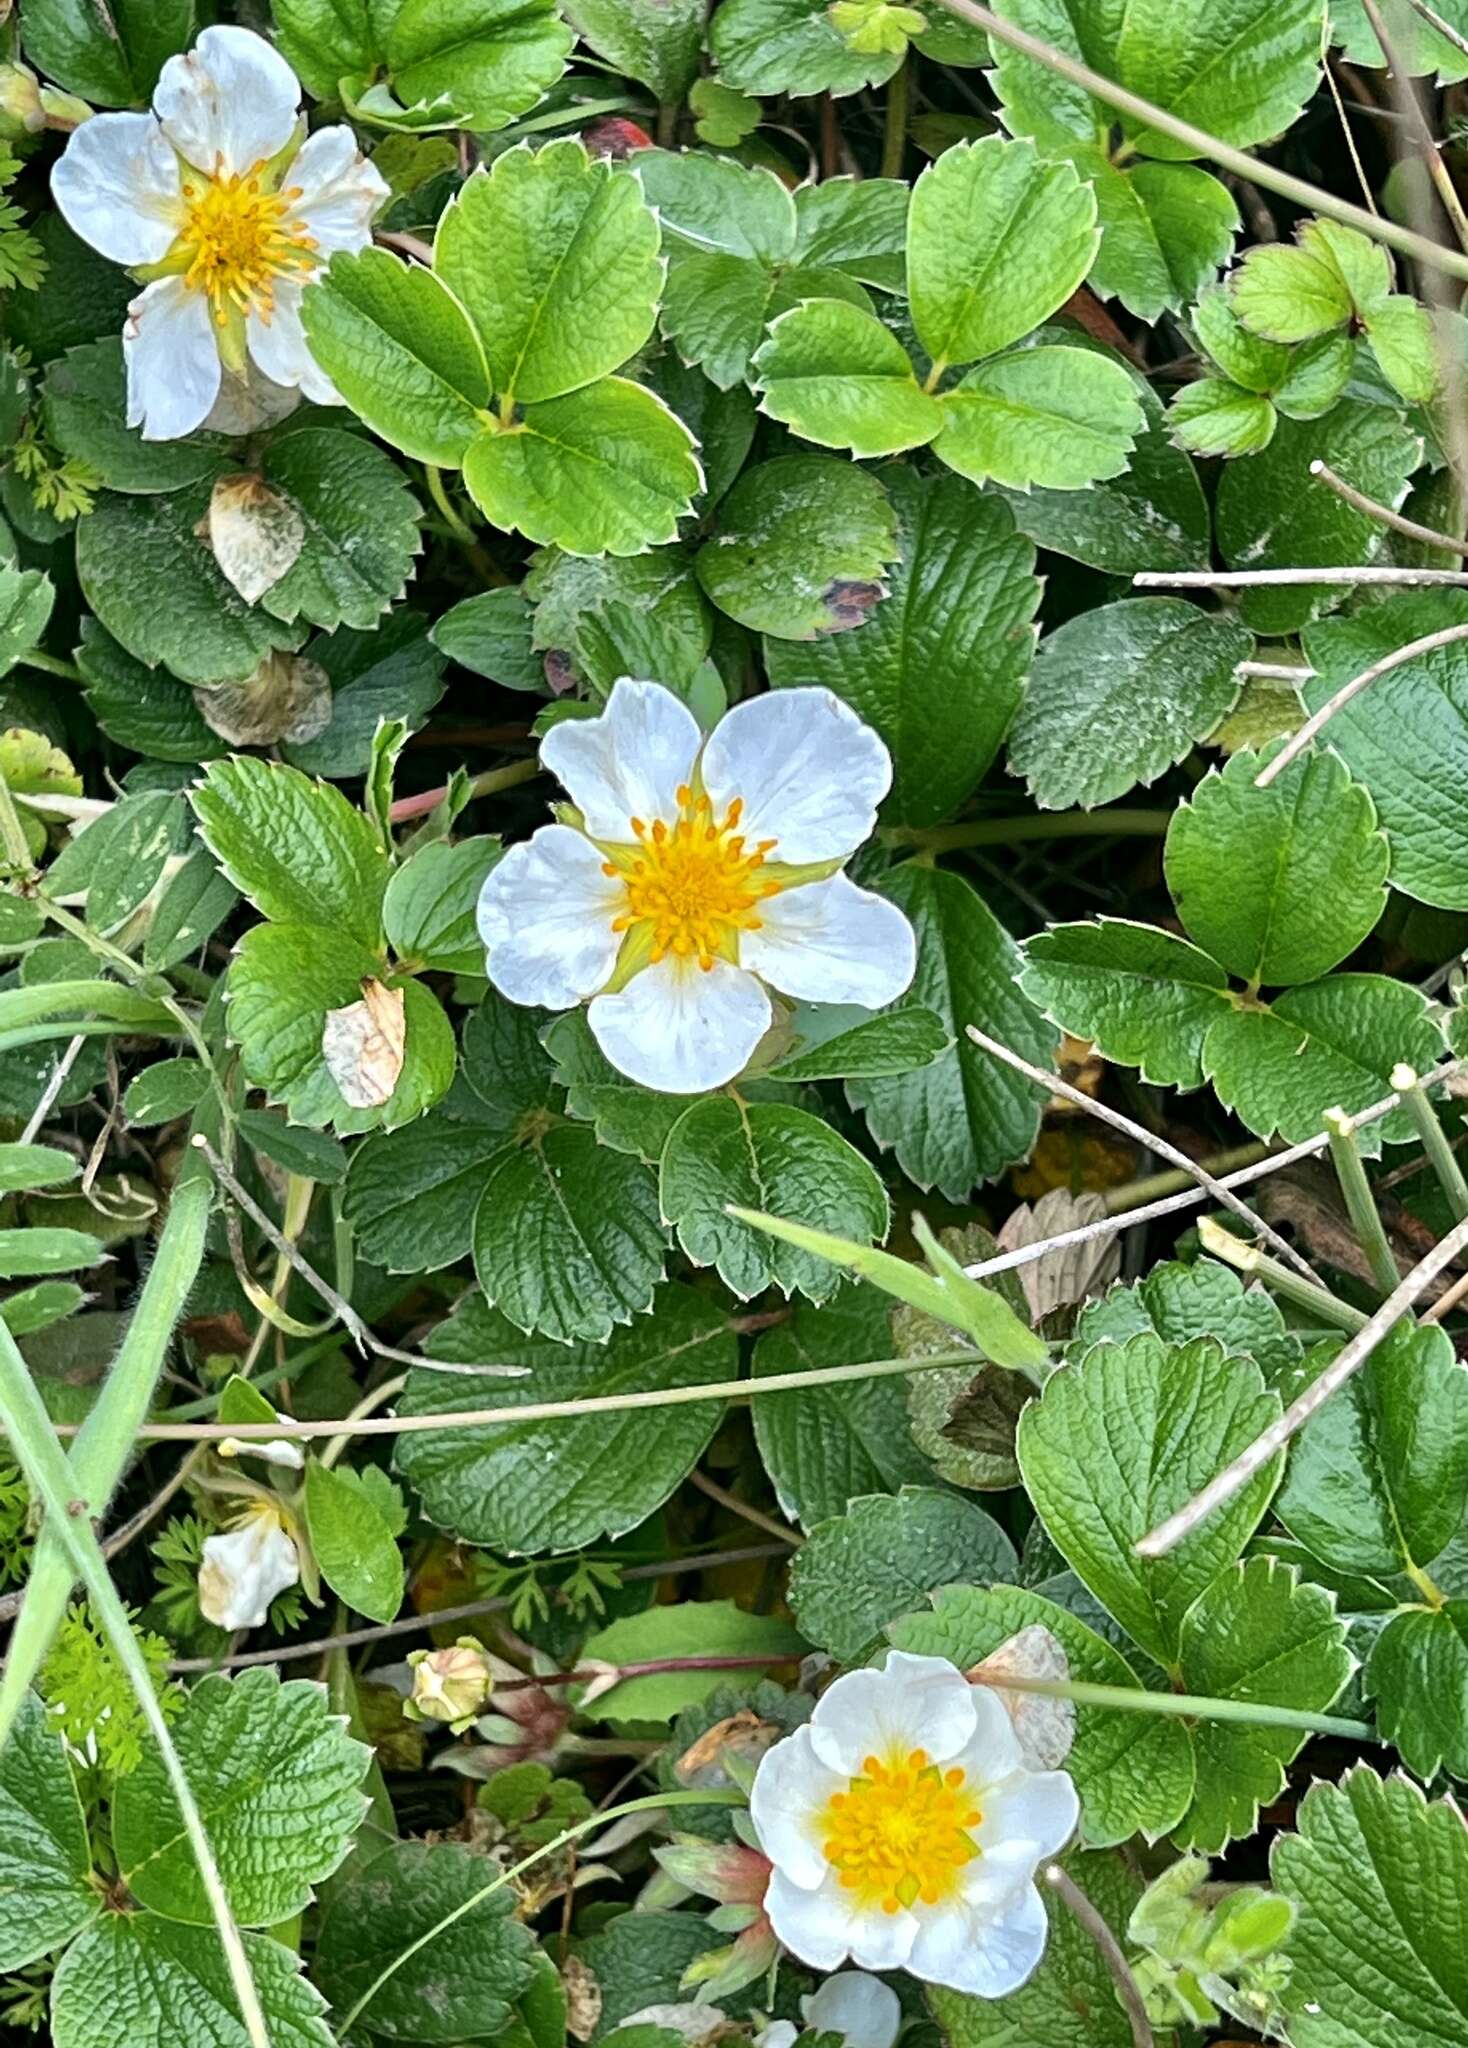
[662,1096,887,1304]
[0,1690,99,1970]
[1165,746,1389,986]
[934,346,1144,490]
[434,142,661,404]
[51,1918,335,2048]
[695,454,898,640]
[1080,154,1239,322]
[1019,919,1233,1093]
[191,757,388,947]
[272,0,375,98]
[710,0,904,96]
[1008,596,1249,810]
[1168,378,1277,457]
[1017,1333,1283,1671]
[1231,239,1354,342]
[304,1462,406,1628]
[754,299,943,459]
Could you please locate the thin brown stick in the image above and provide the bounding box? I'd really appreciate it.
[1361,0,1468,250]
[1424,1265,1468,1322]
[964,1024,1321,1282]
[1138,1210,1468,1558]
[688,1469,801,1546]
[166,1544,789,1671]
[373,229,433,264]
[1254,620,1468,788]
[1043,1866,1151,2048]
[1310,458,1468,556]
[1135,566,1468,589]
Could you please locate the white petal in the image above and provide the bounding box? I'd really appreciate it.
[742,873,915,1010]
[124,277,221,440]
[802,1972,902,2048]
[909,1881,1049,1997]
[589,954,771,1094]
[977,1767,1080,1865]
[756,2025,799,2048]
[701,688,892,864]
[939,1680,1027,1791]
[808,1652,977,1777]
[478,824,623,1010]
[763,1865,916,1975]
[50,111,183,266]
[218,1434,306,1471]
[541,678,702,841]
[197,1514,299,1631]
[248,285,339,403]
[154,25,301,177]
[750,1725,841,1892]
[286,125,388,254]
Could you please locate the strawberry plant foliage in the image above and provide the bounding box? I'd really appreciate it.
[5,3,1468,2045]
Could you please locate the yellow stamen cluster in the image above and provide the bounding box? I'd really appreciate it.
[176,167,316,327]
[822,1748,982,1915]
[607,785,779,971]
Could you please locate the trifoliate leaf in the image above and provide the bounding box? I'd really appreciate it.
[695,454,898,640]
[848,864,1055,1198]
[1008,597,1250,810]
[51,1920,334,2048]
[435,142,661,404]
[754,299,942,458]
[1232,237,1355,341]
[934,345,1144,490]
[396,1286,732,1553]
[0,1690,98,1969]
[191,756,387,947]
[1177,1558,1352,1851]
[750,1285,936,1529]
[1019,919,1233,1092]
[1164,746,1389,985]
[112,1669,370,1927]
[1017,1333,1283,1671]
[792,1488,1017,1661]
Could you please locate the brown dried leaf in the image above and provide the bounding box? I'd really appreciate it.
[563,1955,602,2043]
[203,471,305,603]
[194,651,332,748]
[968,1623,1075,1770]
[321,978,405,1109]
[997,1187,1120,1325]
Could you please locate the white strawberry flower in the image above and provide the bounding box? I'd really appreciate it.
[758,1970,902,2048]
[50,25,387,440]
[197,1501,300,1631]
[477,679,916,1094]
[750,1651,1079,1997]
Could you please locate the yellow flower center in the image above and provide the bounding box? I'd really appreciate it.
[821,1748,982,1914]
[174,164,317,326]
[606,784,781,971]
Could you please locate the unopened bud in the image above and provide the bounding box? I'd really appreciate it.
[405,1639,494,1732]
[0,65,44,140]
[38,86,91,132]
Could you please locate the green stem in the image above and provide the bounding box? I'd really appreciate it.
[0,1318,268,2048]
[0,769,36,876]
[1392,1063,1468,1223]
[0,1174,212,1746]
[38,903,218,1081]
[16,651,84,684]
[880,53,910,178]
[1102,1142,1271,1217]
[1198,1215,1369,1333]
[975,1672,1379,1742]
[338,1790,743,2036]
[423,464,479,548]
[1324,1107,1401,1297]
[930,0,1468,282]
[889,809,1171,852]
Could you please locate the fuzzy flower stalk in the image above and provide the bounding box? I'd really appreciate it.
[50,25,386,439]
[750,1651,1079,1995]
[478,678,916,1094]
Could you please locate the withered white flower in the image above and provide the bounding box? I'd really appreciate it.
[50,25,386,439]
[758,1969,902,2048]
[197,1500,300,1630]
[477,679,916,1095]
[750,1651,1078,1996]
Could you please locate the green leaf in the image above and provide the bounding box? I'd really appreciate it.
[907,139,1099,369]
[1273,1767,1468,2048]
[53,787,180,936]
[123,1058,209,1128]
[542,1010,692,1163]
[1299,590,1468,910]
[660,1097,888,1303]
[1232,238,1355,342]
[272,0,375,98]
[1215,403,1423,635]
[3,1282,85,1338]
[750,1286,938,1528]
[285,612,447,781]
[579,1601,806,1722]
[144,848,237,972]
[343,1115,502,1271]
[253,430,423,635]
[754,299,942,458]
[791,1488,1017,1660]
[1177,1557,1352,1851]
[0,1229,105,1278]
[300,249,491,467]
[1168,377,1278,457]
[1081,152,1240,322]
[791,176,910,290]
[763,468,1039,828]
[464,377,699,557]
[766,1001,951,1081]
[1333,0,1468,81]
[1008,596,1250,810]
[384,836,501,974]
[0,1690,98,1970]
[0,1143,78,1194]
[695,454,898,640]
[396,1285,732,1553]
[76,483,304,689]
[710,0,904,95]
[435,142,661,404]
[1201,973,1444,1151]
[1017,1332,1283,1670]
[1365,294,1437,404]
[1165,746,1389,986]
[192,757,387,947]
[17,0,192,105]
[431,587,542,689]
[890,1584,1195,1847]
[1020,919,1233,1093]
[1367,1601,1468,1779]
[304,1462,407,1627]
[849,864,1056,1198]
[51,1919,334,2048]
[236,1111,347,1186]
[75,621,220,765]
[112,1669,369,1927]
[42,339,231,496]
[314,1840,537,2042]
[381,0,574,130]
[562,0,704,97]
[1074,1258,1302,1388]
[934,345,1144,490]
